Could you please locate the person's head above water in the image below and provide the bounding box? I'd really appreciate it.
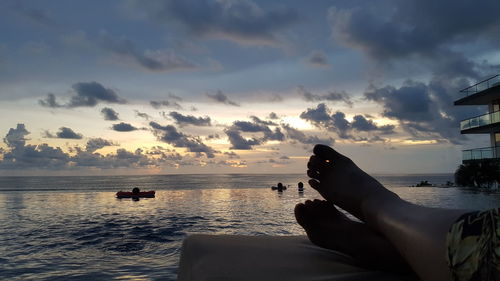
[298,182,304,188]
[277,183,283,188]
[132,187,140,194]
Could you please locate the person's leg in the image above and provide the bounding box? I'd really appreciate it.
[307,144,471,281]
[294,199,412,273]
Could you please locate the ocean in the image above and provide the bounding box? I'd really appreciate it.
[1,174,500,280]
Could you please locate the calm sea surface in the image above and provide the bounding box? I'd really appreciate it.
[1,174,500,280]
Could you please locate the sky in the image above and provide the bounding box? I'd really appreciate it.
[1,0,500,176]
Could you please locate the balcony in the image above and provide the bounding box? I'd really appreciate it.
[455,74,500,105]
[463,146,500,161]
[460,110,500,134]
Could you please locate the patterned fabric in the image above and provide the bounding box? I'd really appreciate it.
[446,208,500,281]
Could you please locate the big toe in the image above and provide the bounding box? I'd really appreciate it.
[313,144,349,163]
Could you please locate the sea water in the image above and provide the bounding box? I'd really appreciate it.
[1,174,500,280]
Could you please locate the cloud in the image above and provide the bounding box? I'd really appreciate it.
[206,134,220,140]
[297,86,353,107]
[39,82,126,108]
[150,100,182,109]
[69,82,125,107]
[224,117,285,150]
[281,123,334,146]
[305,51,330,67]
[135,110,152,120]
[223,151,240,159]
[364,77,482,143]
[97,32,197,72]
[231,120,284,141]
[326,1,500,77]
[300,103,395,140]
[101,107,119,121]
[4,124,30,148]
[39,93,62,108]
[250,116,278,126]
[112,122,138,132]
[224,129,261,150]
[268,112,279,120]
[85,138,115,152]
[207,90,239,106]
[0,125,191,170]
[128,0,300,46]
[168,111,211,127]
[149,122,216,158]
[44,127,83,139]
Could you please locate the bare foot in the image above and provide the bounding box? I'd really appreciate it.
[294,200,412,273]
[307,144,399,221]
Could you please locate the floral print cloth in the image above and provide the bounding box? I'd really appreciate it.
[446,208,500,281]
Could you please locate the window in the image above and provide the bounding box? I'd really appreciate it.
[494,99,500,112]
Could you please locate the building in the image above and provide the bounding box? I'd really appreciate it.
[454,74,500,162]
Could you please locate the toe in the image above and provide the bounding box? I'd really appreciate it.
[313,144,349,163]
[307,155,329,173]
[307,169,320,180]
[308,179,320,189]
[294,203,310,227]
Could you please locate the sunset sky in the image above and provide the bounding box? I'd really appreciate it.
[1,0,499,176]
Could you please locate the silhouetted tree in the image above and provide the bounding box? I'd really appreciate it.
[455,160,500,188]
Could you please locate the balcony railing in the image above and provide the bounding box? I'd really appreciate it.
[460,74,500,97]
[460,110,500,131]
[463,146,500,161]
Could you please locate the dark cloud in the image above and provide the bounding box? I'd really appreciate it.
[150,100,182,109]
[300,103,395,140]
[250,116,278,126]
[223,151,240,159]
[48,127,83,139]
[327,1,500,77]
[268,112,279,120]
[0,125,192,170]
[97,33,197,72]
[231,120,284,141]
[40,82,126,108]
[149,122,216,158]
[112,122,138,132]
[298,86,353,107]
[281,123,334,146]
[101,107,119,121]
[135,110,152,120]
[38,93,62,108]
[207,90,239,106]
[69,82,125,107]
[351,115,395,134]
[224,117,285,150]
[306,51,329,67]
[129,0,299,45]
[299,103,331,125]
[4,124,30,148]
[364,77,482,143]
[224,129,261,150]
[85,138,115,152]
[169,111,211,127]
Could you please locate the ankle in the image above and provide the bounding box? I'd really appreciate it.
[361,191,401,227]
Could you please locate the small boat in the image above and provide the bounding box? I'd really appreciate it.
[116,191,155,198]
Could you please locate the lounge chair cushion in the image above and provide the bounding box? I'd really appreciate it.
[178,234,418,281]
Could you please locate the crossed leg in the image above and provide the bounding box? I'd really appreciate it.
[301,145,471,281]
[294,199,411,273]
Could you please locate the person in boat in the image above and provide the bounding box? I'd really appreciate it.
[295,144,499,281]
[132,187,140,194]
[277,182,284,192]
